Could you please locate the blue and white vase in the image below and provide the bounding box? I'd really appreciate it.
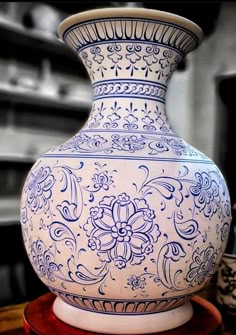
[20,8,232,334]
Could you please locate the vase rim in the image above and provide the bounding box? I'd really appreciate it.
[57,7,204,43]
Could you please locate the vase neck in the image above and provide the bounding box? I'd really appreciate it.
[62,16,201,83]
[83,99,171,134]
[79,42,182,86]
[61,15,201,133]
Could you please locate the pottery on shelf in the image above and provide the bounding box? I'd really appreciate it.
[20,7,232,334]
[216,253,236,311]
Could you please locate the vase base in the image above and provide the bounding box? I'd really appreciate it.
[53,296,193,334]
[23,292,222,335]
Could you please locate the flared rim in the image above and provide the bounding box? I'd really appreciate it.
[57,7,204,43]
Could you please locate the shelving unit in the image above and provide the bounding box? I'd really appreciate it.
[0,82,91,111]
[0,2,94,306]
[0,15,79,64]
[0,2,92,230]
[0,153,35,164]
[0,196,20,225]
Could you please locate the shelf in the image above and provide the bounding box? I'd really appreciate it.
[0,127,71,165]
[0,16,79,64]
[0,197,20,225]
[0,153,35,165]
[0,83,91,112]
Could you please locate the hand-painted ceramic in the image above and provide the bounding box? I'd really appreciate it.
[216,253,236,311]
[20,7,232,334]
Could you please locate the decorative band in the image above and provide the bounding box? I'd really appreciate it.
[50,286,193,315]
[93,80,166,101]
[64,18,199,55]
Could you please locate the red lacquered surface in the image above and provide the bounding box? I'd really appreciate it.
[23,293,222,335]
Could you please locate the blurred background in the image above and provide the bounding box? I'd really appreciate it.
[0,1,235,307]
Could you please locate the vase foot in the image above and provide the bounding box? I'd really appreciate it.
[53,297,193,334]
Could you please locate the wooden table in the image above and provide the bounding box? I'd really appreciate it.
[0,297,235,335]
[0,301,27,334]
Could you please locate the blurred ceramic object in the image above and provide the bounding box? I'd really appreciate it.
[59,81,93,103]
[0,3,17,22]
[23,4,62,36]
[8,59,38,90]
[216,253,236,312]
[38,59,57,97]
[14,77,38,90]
[20,8,232,334]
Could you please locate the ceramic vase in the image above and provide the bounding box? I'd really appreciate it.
[216,253,236,311]
[20,8,232,334]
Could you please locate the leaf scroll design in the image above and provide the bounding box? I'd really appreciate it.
[173,212,199,240]
[49,221,77,252]
[157,242,186,290]
[140,171,184,207]
[67,257,109,294]
[56,164,84,222]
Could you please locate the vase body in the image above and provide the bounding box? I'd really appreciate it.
[20,8,231,334]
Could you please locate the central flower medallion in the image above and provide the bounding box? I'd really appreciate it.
[84,193,161,269]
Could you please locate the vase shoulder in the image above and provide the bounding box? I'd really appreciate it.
[45,129,210,163]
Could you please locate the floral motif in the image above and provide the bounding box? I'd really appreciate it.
[30,239,59,281]
[157,242,186,290]
[25,166,55,213]
[155,49,178,81]
[190,172,220,218]
[92,171,113,191]
[148,138,169,154]
[220,222,230,242]
[142,45,160,77]
[90,46,104,64]
[141,115,156,131]
[84,193,161,269]
[103,112,120,129]
[124,114,138,130]
[84,163,116,201]
[112,134,145,152]
[126,43,141,63]
[166,139,186,155]
[86,135,108,150]
[160,50,174,69]
[186,245,218,286]
[107,43,122,76]
[217,258,236,304]
[56,201,79,222]
[21,207,28,224]
[125,102,138,114]
[125,44,142,76]
[224,200,231,218]
[127,275,146,290]
[89,112,103,128]
[81,51,92,68]
[80,51,94,79]
[90,46,106,77]
[59,134,109,153]
[89,102,106,128]
[107,43,122,63]
[143,45,160,66]
[59,134,90,151]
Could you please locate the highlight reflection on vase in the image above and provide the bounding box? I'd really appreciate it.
[20,7,232,334]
